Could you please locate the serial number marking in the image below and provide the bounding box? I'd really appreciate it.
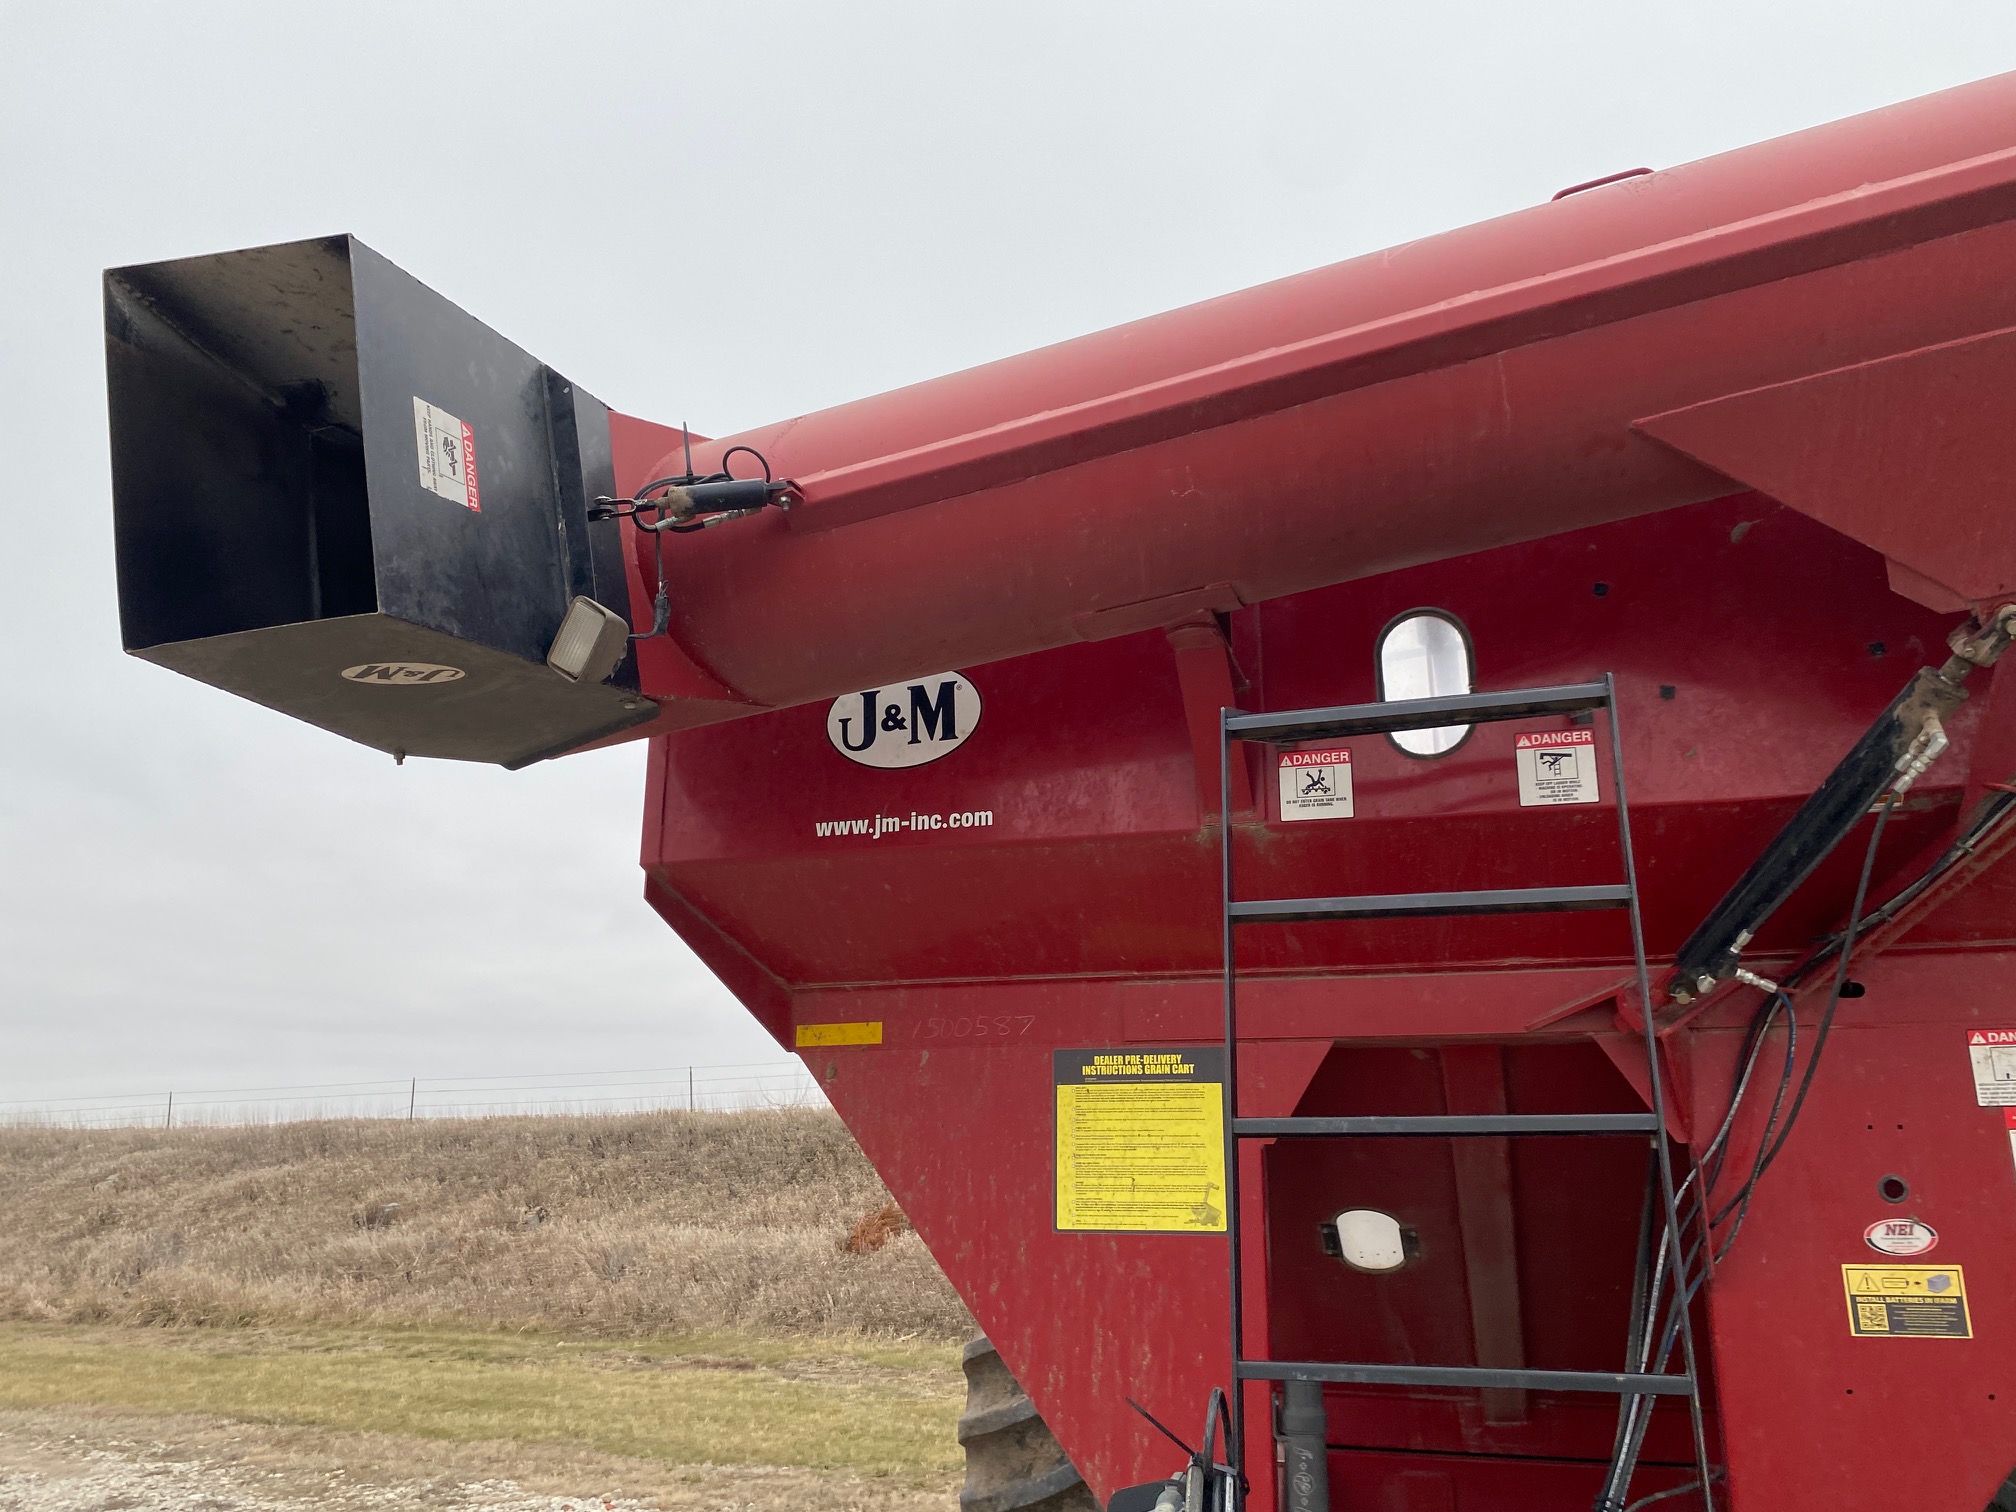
[915,1015,1037,1041]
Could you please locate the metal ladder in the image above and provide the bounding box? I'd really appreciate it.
[1217,676,1716,1511]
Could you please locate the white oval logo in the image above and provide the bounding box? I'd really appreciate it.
[1865,1218,1938,1256]
[826,672,981,768]
[340,662,467,686]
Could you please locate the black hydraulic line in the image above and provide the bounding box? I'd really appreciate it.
[1598,800,1895,1510]
[1712,798,1895,1245]
[584,443,793,643]
[1784,788,2016,988]
[1669,607,2016,1004]
[1707,1001,1800,1259]
[1666,669,1957,1001]
[1125,1397,1198,1458]
[1600,1155,1664,1501]
[1597,994,1791,1509]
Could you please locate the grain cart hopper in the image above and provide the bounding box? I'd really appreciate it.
[106,71,2016,1512]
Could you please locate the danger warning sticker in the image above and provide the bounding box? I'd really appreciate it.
[1055,1048,1226,1233]
[1842,1265,1972,1338]
[1278,748,1353,821]
[1515,729,1599,807]
[2004,1108,2016,1177]
[1968,1030,2016,1106]
[413,396,480,511]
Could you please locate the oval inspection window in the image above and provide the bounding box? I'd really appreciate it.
[1377,610,1474,755]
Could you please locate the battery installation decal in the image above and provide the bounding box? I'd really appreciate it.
[1842,1265,1972,1338]
[1055,1047,1226,1234]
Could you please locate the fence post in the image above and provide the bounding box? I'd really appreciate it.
[164,1091,173,1130]
[688,1066,695,1112]
[408,1077,417,1122]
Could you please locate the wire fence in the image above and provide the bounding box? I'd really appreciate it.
[0,1059,825,1129]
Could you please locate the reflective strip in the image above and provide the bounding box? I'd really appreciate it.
[796,1021,883,1048]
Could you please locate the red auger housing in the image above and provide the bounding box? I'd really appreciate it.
[108,70,2016,1512]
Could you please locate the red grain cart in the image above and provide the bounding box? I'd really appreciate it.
[106,70,2016,1512]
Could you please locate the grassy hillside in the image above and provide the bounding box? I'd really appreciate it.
[0,1111,971,1339]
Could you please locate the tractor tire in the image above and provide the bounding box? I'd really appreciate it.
[1989,1469,2016,1511]
[959,1334,1100,1512]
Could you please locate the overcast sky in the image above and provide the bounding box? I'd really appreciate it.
[2,1,2013,1116]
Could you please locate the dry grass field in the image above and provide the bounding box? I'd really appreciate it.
[0,1111,969,1338]
[0,1112,974,1509]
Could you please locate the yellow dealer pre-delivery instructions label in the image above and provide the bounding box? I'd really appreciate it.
[1055,1047,1227,1233]
[1842,1265,1972,1338]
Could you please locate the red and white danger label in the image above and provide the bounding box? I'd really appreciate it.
[1279,747,1352,821]
[2004,1109,2016,1179]
[413,396,481,512]
[1968,1030,2016,1106]
[1515,728,1599,807]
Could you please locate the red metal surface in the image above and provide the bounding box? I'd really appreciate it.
[1639,325,2016,610]
[631,492,2016,1509]
[605,74,2016,1512]
[603,70,2016,726]
[1684,962,2016,1512]
[638,498,1985,990]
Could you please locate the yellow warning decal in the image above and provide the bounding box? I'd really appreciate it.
[795,1021,883,1048]
[1055,1048,1227,1234]
[1842,1265,1972,1339]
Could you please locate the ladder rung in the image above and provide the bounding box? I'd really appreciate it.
[1235,1360,1694,1397]
[1224,681,1610,743]
[1235,1113,1660,1138]
[1230,884,1631,923]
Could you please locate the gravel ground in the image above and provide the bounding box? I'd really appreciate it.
[0,1409,955,1512]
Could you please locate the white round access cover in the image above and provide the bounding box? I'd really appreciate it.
[1334,1208,1410,1272]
